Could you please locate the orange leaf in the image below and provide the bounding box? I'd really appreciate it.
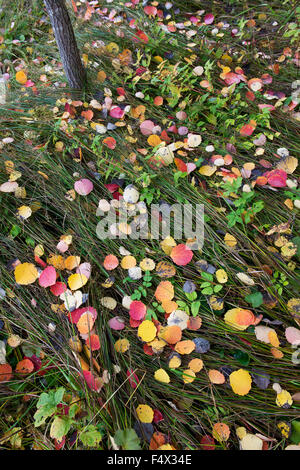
[0,364,13,382]
[15,358,34,375]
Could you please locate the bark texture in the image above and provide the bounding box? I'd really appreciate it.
[44,0,86,89]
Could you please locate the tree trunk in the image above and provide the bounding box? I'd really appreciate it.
[44,0,86,90]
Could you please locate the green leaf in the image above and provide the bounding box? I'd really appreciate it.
[25,237,35,247]
[233,350,250,366]
[200,281,211,288]
[185,291,197,301]
[114,429,141,450]
[80,425,102,447]
[201,272,214,282]
[34,404,57,427]
[206,113,217,125]
[21,343,41,358]
[214,284,223,293]
[36,392,53,409]
[54,387,65,405]
[245,291,263,308]
[191,300,201,317]
[50,416,73,441]
[69,403,79,419]
[291,421,300,445]
[201,287,213,295]
[292,236,300,257]
[10,225,21,238]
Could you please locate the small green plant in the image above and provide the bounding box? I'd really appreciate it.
[140,186,161,204]
[200,271,223,295]
[130,271,153,300]
[271,271,289,296]
[245,291,264,308]
[220,177,264,227]
[283,22,300,43]
[114,428,141,450]
[34,387,102,447]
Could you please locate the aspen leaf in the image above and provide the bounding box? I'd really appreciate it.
[136,404,154,423]
[229,369,252,396]
[14,263,38,285]
[154,368,170,384]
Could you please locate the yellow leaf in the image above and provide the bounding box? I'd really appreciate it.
[147,135,162,147]
[199,165,217,176]
[68,273,88,290]
[77,312,94,335]
[14,263,38,285]
[15,70,27,84]
[114,338,130,353]
[136,404,154,423]
[138,320,156,342]
[224,232,237,248]
[182,369,196,384]
[121,255,136,269]
[97,71,106,83]
[168,354,181,369]
[154,368,170,384]
[229,369,252,396]
[34,244,44,257]
[47,254,65,270]
[65,256,80,271]
[240,434,263,450]
[216,269,228,284]
[17,205,32,220]
[160,236,176,255]
[276,156,298,174]
[224,308,251,331]
[236,427,247,439]
[268,330,280,348]
[188,358,203,373]
[276,390,293,408]
[209,295,224,311]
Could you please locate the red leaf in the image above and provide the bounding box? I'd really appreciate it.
[71,0,77,13]
[86,334,101,351]
[82,371,99,391]
[144,6,157,16]
[0,363,13,383]
[129,300,147,320]
[204,13,214,24]
[68,306,97,324]
[174,158,187,172]
[110,106,125,119]
[240,124,255,136]
[103,137,116,149]
[200,435,215,450]
[34,255,47,268]
[81,109,93,121]
[15,358,34,375]
[39,266,57,288]
[153,409,164,423]
[264,169,287,187]
[54,436,66,450]
[50,281,67,296]
[170,244,193,266]
[127,368,139,388]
